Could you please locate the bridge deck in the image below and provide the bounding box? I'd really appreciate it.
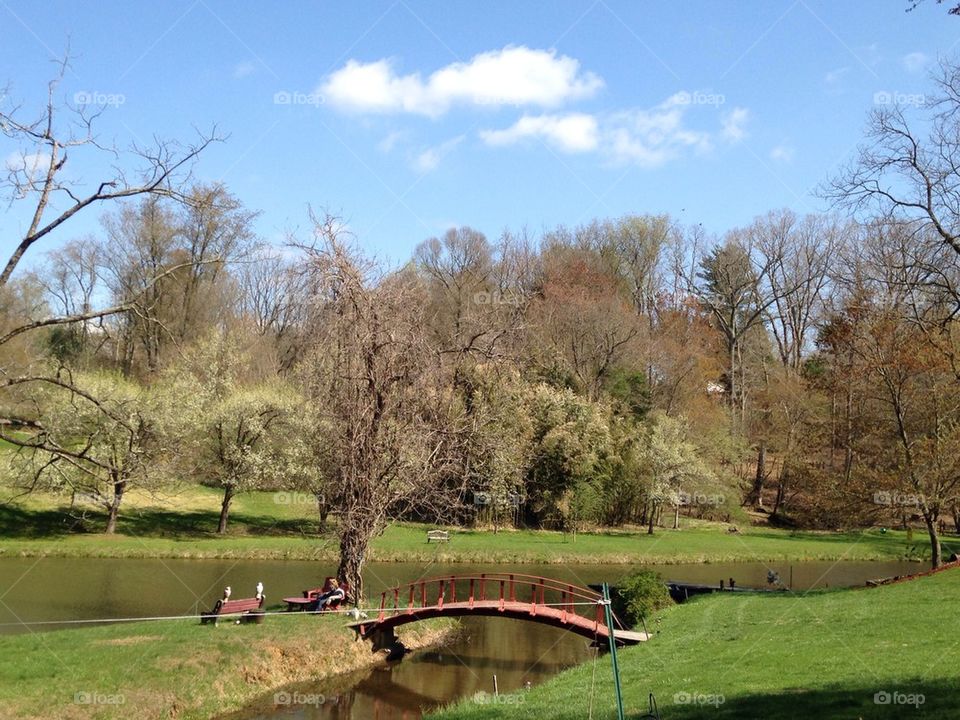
[347,600,650,645]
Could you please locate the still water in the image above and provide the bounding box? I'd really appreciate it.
[0,558,922,718]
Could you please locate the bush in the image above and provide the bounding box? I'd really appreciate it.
[611,569,673,628]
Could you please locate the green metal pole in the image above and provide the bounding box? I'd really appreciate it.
[602,583,626,720]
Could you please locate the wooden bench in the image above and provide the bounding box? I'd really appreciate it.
[284,587,324,612]
[426,530,450,543]
[200,596,264,625]
[283,577,351,612]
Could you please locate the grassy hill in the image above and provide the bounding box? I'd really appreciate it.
[429,568,960,719]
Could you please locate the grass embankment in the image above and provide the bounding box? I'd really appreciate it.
[0,610,458,720]
[0,484,944,563]
[429,569,960,720]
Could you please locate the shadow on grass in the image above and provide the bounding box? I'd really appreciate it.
[0,504,79,538]
[0,504,321,539]
[658,680,953,719]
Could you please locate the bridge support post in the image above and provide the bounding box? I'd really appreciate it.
[368,626,398,653]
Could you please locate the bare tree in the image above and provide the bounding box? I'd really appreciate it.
[296,214,465,599]
[907,0,960,16]
[34,236,100,318]
[1,56,221,289]
[751,211,841,372]
[531,241,640,400]
[0,56,221,373]
[99,197,178,371]
[25,237,102,360]
[825,60,960,260]
[173,183,257,344]
[97,185,253,373]
[237,245,308,372]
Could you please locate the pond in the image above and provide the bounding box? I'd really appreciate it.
[0,557,923,718]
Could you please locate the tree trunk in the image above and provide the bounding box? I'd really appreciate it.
[728,341,737,426]
[772,479,785,517]
[104,480,126,534]
[337,527,368,602]
[924,512,942,569]
[647,501,656,535]
[842,384,853,483]
[218,484,235,534]
[317,493,329,532]
[746,443,766,509]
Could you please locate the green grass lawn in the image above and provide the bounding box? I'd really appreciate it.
[0,483,948,564]
[428,569,960,720]
[0,514,939,565]
[0,609,457,720]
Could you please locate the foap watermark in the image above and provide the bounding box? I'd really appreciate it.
[472,691,526,706]
[74,91,126,107]
[472,290,521,306]
[678,491,725,508]
[74,691,124,706]
[473,492,522,508]
[73,491,102,506]
[273,90,325,107]
[274,691,326,707]
[874,690,925,708]
[873,91,925,107]
[673,690,725,707]
[873,491,923,508]
[273,491,322,506]
[675,90,725,107]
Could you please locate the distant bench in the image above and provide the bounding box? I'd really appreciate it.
[426,530,450,543]
[200,596,264,625]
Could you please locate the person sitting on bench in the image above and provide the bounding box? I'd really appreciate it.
[315,579,345,610]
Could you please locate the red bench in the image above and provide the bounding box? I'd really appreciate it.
[201,596,264,625]
[283,577,351,612]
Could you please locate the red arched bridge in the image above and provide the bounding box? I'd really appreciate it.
[348,573,649,651]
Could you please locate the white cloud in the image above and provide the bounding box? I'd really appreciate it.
[4,151,50,178]
[825,66,850,91]
[320,46,603,117]
[480,113,599,153]
[720,107,749,142]
[607,96,713,166]
[413,135,465,173]
[902,51,930,73]
[769,144,794,163]
[378,130,405,153]
[233,61,256,79]
[480,95,747,168]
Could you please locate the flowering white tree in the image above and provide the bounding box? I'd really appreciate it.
[643,413,717,533]
[1,371,161,533]
[161,331,296,533]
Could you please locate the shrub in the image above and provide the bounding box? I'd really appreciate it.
[611,569,673,628]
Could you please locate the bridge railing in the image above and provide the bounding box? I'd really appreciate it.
[371,573,622,633]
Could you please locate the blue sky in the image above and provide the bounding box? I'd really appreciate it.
[2,1,959,266]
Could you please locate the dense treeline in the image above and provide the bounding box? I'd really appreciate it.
[3,59,960,592]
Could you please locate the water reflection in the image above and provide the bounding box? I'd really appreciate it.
[223,617,596,720]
